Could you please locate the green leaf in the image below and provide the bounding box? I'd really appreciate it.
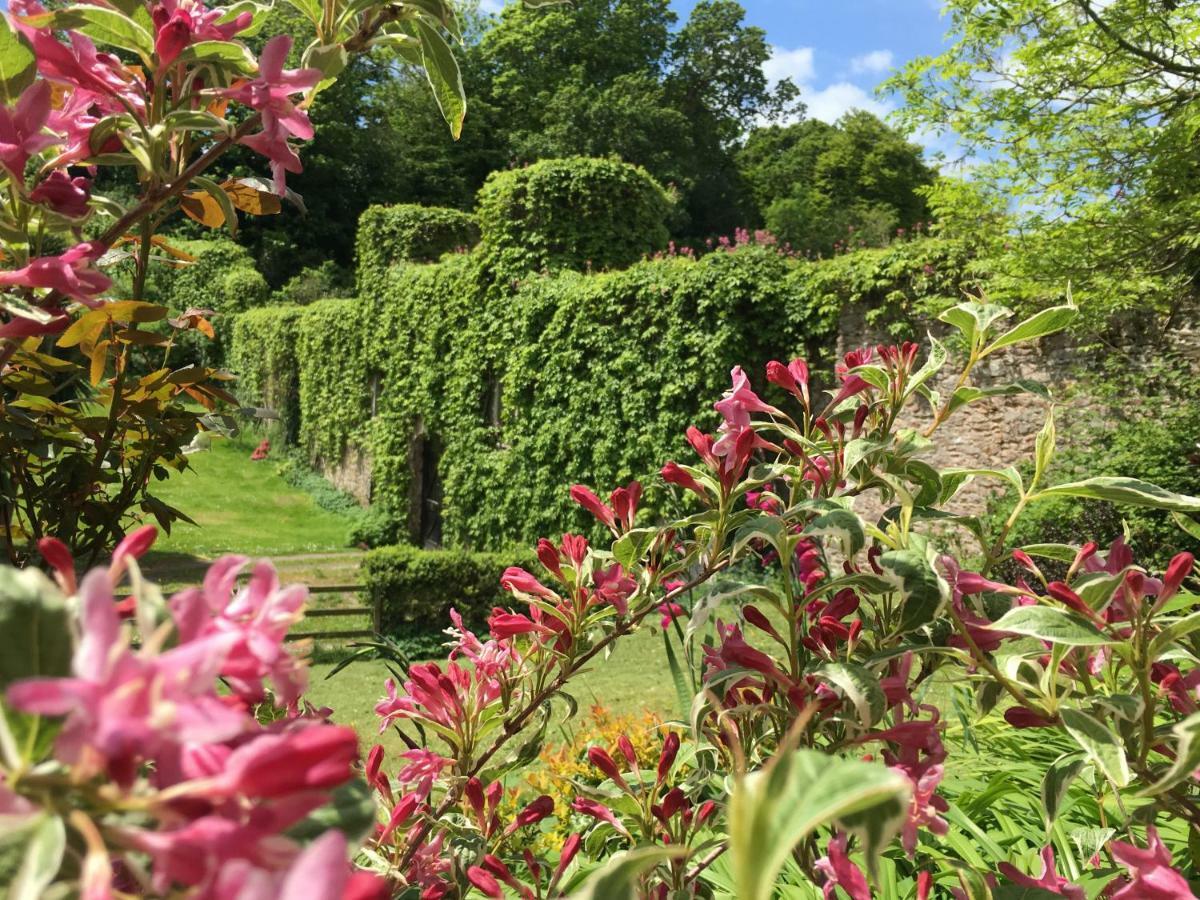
[946,380,1050,415]
[905,333,947,398]
[0,568,73,692]
[1150,608,1200,657]
[180,40,257,71]
[803,508,865,558]
[413,19,466,139]
[0,16,35,105]
[1019,543,1079,563]
[570,846,688,899]
[1171,512,1200,541]
[302,41,348,91]
[988,606,1114,646]
[733,514,792,564]
[662,629,692,719]
[878,548,949,633]
[1059,708,1131,789]
[1032,476,1200,513]
[941,465,1024,492]
[816,662,886,729]
[8,815,65,900]
[47,5,154,59]
[938,300,1011,348]
[1032,406,1055,489]
[981,303,1077,356]
[1140,711,1200,797]
[729,749,910,900]
[1040,756,1085,832]
[613,527,656,571]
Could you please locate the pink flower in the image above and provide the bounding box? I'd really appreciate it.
[713,365,779,456]
[170,557,309,705]
[609,481,641,531]
[500,566,558,601]
[1106,827,1195,900]
[151,0,252,66]
[998,846,1085,900]
[766,358,810,406]
[487,607,547,639]
[0,242,111,303]
[214,725,359,798]
[6,571,243,785]
[30,170,91,218]
[397,748,452,787]
[592,564,636,615]
[0,80,56,177]
[223,35,320,193]
[37,536,76,594]
[658,601,685,629]
[815,833,870,900]
[504,795,554,836]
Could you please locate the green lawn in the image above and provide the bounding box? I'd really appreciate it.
[147,435,358,557]
[306,625,679,752]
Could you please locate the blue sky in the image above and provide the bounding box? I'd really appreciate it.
[673,0,950,124]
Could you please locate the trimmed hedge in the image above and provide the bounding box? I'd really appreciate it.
[363,545,534,657]
[476,157,672,273]
[356,204,478,292]
[228,305,304,442]
[226,158,978,552]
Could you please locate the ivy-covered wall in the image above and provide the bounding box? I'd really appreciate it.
[227,158,975,551]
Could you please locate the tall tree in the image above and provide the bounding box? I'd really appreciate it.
[887,0,1200,315]
[737,112,934,254]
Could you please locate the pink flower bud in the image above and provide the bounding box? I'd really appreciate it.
[110,525,158,579]
[500,566,557,600]
[1161,552,1194,603]
[662,461,707,499]
[537,538,564,580]
[658,732,680,784]
[467,867,503,898]
[553,833,583,885]
[571,797,629,835]
[609,481,642,532]
[661,787,688,819]
[505,795,554,836]
[587,746,628,789]
[570,484,616,531]
[37,537,76,595]
[617,734,638,769]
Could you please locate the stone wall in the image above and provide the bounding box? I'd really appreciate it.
[836,301,1200,516]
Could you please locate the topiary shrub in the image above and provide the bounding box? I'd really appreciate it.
[355,204,479,293]
[476,156,672,274]
[362,544,535,657]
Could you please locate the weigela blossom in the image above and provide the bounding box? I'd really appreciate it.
[222,34,321,193]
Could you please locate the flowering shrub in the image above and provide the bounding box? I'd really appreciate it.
[6,296,1200,895]
[0,0,464,567]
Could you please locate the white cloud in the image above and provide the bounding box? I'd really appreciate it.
[764,45,816,86]
[850,50,894,75]
[804,82,892,123]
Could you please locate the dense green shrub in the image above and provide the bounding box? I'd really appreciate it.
[362,544,534,657]
[294,298,368,465]
[476,157,672,273]
[355,204,478,292]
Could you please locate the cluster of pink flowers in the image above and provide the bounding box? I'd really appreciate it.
[3,528,381,897]
[0,0,323,338]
